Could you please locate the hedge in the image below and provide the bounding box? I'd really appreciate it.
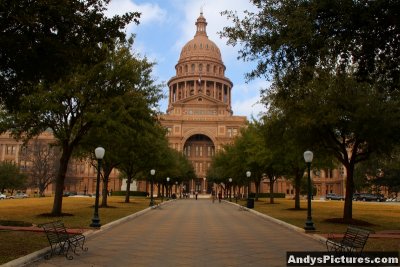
[250,192,286,198]
[111,191,147,197]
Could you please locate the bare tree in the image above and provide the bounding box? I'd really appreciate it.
[20,140,60,196]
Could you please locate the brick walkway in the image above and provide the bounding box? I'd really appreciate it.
[19,199,327,267]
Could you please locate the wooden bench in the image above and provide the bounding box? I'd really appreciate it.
[326,226,371,254]
[39,220,87,260]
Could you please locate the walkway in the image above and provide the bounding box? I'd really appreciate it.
[24,199,325,267]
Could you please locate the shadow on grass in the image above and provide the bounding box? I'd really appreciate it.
[0,220,33,227]
[258,202,282,205]
[286,208,307,211]
[324,218,375,227]
[37,213,74,217]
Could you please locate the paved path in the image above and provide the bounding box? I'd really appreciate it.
[25,199,325,267]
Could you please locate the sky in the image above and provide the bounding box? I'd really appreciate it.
[105,0,269,119]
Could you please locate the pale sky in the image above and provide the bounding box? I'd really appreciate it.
[105,0,269,119]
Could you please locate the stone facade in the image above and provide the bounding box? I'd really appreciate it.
[159,12,247,194]
[0,131,122,196]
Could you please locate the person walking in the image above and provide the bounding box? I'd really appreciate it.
[218,191,222,203]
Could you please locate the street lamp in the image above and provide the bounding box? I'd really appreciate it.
[90,147,105,228]
[228,178,232,201]
[246,171,251,197]
[304,150,316,231]
[166,177,170,199]
[150,169,155,206]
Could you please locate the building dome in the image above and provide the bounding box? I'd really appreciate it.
[178,12,223,64]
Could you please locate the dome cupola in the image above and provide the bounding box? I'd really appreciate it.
[178,12,223,64]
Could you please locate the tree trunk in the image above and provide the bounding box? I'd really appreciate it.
[101,175,109,207]
[294,172,302,210]
[101,167,113,207]
[51,146,72,215]
[269,178,275,204]
[255,181,260,201]
[343,164,355,222]
[125,177,132,203]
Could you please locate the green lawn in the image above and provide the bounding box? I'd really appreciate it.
[0,197,399,264]
[0,196,150,264]
[252,198,400,252]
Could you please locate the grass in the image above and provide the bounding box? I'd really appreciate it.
[0,197,399,264]
[0,196,150,264]
[252,198,400,253]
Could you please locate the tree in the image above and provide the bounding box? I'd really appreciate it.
[2,39,162,215]
[221,0,400,222]
[355,149,400,198]
[0,0,139,110]
[0,161,27,193]
[20,138,59,197]
[1,1,140,216]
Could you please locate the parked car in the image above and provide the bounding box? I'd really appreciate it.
[354,193,386,202]
[8,192,28,199]
[352,193,361,200]
[0,193,6,199]
[69,194,93,198]
[325,193,344,200]
[63,191,77,197]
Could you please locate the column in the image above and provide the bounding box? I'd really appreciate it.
[213,81,216,99]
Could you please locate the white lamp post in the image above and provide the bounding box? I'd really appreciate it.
[304,150,316,231]
[90,147,105,228]
[150,169,155,206]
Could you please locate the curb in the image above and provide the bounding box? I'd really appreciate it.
[1,200,173,267]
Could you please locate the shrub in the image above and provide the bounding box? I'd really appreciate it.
[111,191,147,197]
[250,192,286,198]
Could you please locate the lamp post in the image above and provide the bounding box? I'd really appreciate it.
[304,150,316,231]
[246,171,251,197]
[150,169,155,206]
[228,178,232,202]
[166,177,170,199]
[90,147,105,228]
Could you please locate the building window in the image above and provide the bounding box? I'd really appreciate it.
[227,128,232,137]
[166,127,172,136]
[6,145,16,155]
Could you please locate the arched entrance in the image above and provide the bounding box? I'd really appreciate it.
[183,134,215,194]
